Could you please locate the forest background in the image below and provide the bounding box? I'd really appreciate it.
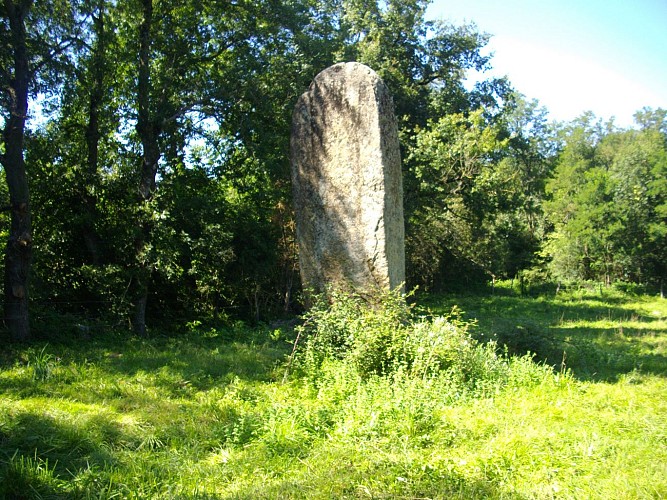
[1,0,665,341]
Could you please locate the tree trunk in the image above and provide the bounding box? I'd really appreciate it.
[132,290,148,337]
[81,3,107,266]
[2,0,33,341]
[132,0,160,336]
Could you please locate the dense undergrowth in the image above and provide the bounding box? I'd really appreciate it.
[0,286,665,498]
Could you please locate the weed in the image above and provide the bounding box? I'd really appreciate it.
[28,345,58,382]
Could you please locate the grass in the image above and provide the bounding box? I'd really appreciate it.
[424,283,667,381]
[0,286,665,498]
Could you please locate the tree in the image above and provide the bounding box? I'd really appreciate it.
[406,109,507,287]
[9,0,561,330]
[80,0,110,266]
[123,0,322,331]
[1,0,80,340]
[1,0,33,341]
[543,111,667,288]
[27,0,132,322]
[309,0,513,289]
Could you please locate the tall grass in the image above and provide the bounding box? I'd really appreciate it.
[0,287,665,498]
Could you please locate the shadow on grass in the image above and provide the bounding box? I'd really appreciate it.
[94,340,283,384]
[0,328,292,397]
[3,290,666,386]
[491,321,667,381]
[0,409,119,498]
[422,291,667,382]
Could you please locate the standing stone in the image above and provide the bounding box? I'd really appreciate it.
[290,62,405,297]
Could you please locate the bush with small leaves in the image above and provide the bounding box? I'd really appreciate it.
[294,288,510,391]
[295,287,412,378]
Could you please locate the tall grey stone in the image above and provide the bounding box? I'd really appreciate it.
[290,62,405,297]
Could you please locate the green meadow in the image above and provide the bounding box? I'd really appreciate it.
[1,286,666,499]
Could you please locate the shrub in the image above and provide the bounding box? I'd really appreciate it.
[406,309,481,379]
[293,288,511,391]
[294,287,412,378]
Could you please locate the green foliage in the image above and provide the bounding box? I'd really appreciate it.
[544,113,667,286]
[8,0,516,330]
[407,109,509,285]
[294,288,515,392]
[3,0,663,335]
[294,288,412,377]
[406,104,550,289]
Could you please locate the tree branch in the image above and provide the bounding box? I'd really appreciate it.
[417,73,443,86]
[31,35,82,78]
[160,98,211,128]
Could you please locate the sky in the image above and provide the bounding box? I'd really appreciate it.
[425,0,667,127]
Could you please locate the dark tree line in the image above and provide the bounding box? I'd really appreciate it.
[1,0,665,340]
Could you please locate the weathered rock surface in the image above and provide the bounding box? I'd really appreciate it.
[290,62,405,297]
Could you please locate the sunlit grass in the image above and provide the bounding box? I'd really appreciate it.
[1,289,665,498]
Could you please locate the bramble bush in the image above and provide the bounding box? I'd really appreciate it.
[293,288,411,378]
[292,288,536,393]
